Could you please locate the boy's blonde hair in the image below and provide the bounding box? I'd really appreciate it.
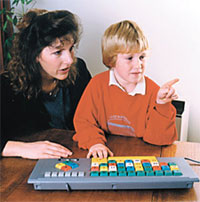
[102,20,149,68]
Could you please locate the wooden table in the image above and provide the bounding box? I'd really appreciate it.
[0,129,200,202]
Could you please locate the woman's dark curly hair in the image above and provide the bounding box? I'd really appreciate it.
[7,9,81,99]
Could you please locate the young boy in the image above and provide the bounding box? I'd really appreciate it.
[73,20,179,159]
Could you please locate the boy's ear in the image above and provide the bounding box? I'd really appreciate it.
[109,55,117,68]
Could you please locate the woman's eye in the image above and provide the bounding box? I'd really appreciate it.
[53,50,62,55]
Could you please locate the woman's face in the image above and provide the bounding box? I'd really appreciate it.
[37,38,75,81]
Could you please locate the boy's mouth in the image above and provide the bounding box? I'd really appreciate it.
[131,72,142,74]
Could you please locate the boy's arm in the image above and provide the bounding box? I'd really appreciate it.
[143,87,178,145]
[143,101,177,145]
[73,79,107,150]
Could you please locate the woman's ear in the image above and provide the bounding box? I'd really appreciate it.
[36,56,40,63]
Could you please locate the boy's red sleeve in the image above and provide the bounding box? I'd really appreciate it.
[73,79,107,150]
[143,92,178,145]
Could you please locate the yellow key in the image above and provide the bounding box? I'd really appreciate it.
[55,163,65,169]
[100,166,108,171]
[170,165,179,170]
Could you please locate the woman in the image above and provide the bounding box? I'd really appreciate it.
[0,9,91,159]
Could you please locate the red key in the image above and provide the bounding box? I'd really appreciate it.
[61,165,72,171]
[153,166,161,171]
[91,166,99,171]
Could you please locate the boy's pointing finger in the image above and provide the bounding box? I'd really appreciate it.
[163,78,179,88]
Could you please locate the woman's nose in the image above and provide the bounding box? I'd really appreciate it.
[62,51,73,66]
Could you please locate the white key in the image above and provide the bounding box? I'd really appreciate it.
[44,171,51,177]
[126,162,134,167]
[51,172,58,177]
[133,159,141,163]
[58,172,64,177]
[91,162,99,167]
[71,172,78,177]
[78,171,85,177]
[151,162,159,166]
[109,166,117,172]
[65,172,71,177]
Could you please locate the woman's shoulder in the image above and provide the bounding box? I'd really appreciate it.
[0,72,12,90]
[74,57,92,82]
[76,57,86,70]
[76,58,90,74]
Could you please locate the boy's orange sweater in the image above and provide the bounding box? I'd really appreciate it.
[73,71,177,149]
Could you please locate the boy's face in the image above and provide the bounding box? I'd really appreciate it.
[113,51,147,85]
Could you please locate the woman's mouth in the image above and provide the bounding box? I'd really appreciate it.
[59,67,70,74]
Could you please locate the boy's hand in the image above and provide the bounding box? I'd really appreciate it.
[156,78,179,104]
[87,143,114,159]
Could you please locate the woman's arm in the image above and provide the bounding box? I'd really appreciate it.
[2,140,72,159]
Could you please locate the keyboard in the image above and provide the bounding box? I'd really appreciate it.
[27,156,199,190]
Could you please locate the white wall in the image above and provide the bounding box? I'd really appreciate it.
[15,0,200,142]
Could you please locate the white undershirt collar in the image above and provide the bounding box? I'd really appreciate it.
[109,69,146,96]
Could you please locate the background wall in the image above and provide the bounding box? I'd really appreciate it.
[14,0,200,142]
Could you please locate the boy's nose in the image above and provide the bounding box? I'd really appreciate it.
[132,58,142,68]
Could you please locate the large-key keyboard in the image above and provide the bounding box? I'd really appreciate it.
[28,156,199,190]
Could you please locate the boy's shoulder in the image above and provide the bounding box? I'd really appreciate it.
[91,70,109,83]
[145,76,160,91]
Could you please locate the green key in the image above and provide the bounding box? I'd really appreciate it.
[155,170,163,176]
[90,171,99,176]
[118,171,127,176]
[118,166,126,172]
[173,170,182,176]
[144,166,153,171]
[99,163,108,167]
[100,171,108,176]
[168,162,177,166]
[146,171,154,176]
[108,160,116,164]
[137,171,145,176]
[109,171,118,176]
[164,170,173,176]
[128,171,136,176]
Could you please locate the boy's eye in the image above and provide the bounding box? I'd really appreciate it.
[127,56,133,60]
[139,55,145,60]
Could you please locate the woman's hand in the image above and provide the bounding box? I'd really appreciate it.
[2,140,72,159]
[87,143,114,159]
[156,78,179,104]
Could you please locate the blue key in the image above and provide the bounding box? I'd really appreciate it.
[161,165,170,171]
[142,162,151,167]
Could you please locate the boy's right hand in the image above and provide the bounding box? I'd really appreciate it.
[87,143,114,159]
